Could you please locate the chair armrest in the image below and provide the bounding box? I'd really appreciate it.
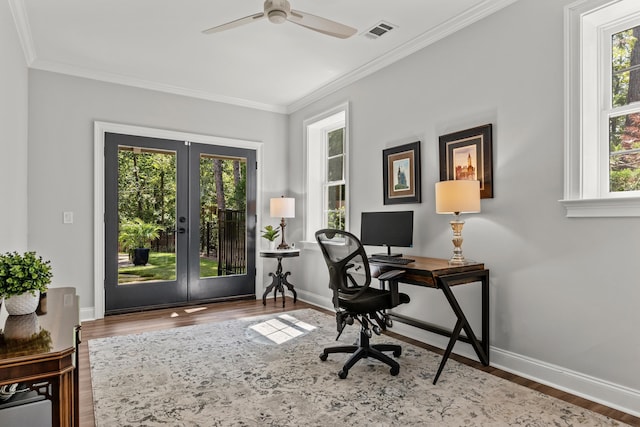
[377,269,405,282]
[377,269,405,307]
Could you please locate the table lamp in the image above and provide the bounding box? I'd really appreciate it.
[270,196,295,249]
[435,180,481,264]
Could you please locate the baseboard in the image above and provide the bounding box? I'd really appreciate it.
[490,347,640,417]
[80,306,95,322]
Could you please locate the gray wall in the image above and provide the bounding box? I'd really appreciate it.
[27,70,288,316]
[0,2,28,252]
[3,0,638,415]
[288,0,640,414]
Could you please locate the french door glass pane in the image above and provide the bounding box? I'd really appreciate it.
[117,146,177,284]
[199,155,247,278]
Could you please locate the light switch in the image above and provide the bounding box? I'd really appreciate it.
[63,211,74,224]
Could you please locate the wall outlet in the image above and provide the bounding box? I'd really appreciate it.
[63,211,74,224]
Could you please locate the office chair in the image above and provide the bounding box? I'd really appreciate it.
[315,229,410,378]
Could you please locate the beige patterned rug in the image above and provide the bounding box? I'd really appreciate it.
[88,309,622,426]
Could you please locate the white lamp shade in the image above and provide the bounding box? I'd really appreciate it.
[435,180,481,214]
[270,197,295,218]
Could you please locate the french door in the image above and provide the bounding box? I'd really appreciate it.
[104,132,256,313]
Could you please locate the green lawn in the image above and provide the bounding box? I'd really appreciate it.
[118,252,218,283]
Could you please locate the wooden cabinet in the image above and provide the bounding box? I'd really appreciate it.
[0,288,80,427]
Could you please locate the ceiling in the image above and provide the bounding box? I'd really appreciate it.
[10,0,516,113]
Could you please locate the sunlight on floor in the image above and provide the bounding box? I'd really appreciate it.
[169,306,208,318]
[184,307,207,314]
[249,314,316,344]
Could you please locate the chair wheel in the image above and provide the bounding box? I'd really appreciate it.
[365,328,372,338]
[372,325,382,335]
[319,353,328,361]
[385,318,393,327]
[390,366,400,376]
[393,348,402,357]
[338,369,348,379]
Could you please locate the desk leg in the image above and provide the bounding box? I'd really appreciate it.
[435,271,490,384]
[433,319,463,384]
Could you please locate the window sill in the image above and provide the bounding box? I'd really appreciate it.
[299,240,321,251]
[559,197,640,217]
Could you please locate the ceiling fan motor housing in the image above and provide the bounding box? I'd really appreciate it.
[265,0,291,24]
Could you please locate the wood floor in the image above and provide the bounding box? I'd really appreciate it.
[78,298,640,427]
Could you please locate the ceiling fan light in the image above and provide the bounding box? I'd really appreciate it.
[268,10,287,24]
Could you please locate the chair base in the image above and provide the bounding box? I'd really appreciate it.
[319,329,402,378]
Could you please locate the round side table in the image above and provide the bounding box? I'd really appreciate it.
[260,249,300,307]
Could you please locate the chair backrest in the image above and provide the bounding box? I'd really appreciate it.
[315,229,372,309]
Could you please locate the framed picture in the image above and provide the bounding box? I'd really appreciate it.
[439,124,493,199]
[383,141,421,204]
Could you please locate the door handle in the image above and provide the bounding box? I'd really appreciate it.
[178,227,186,234]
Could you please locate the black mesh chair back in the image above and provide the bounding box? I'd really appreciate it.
[315,229,410,378]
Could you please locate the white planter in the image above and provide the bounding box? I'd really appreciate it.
[4,290,40,315]
[3,313,39,339]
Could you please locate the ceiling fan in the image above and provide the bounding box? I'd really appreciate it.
[202,0,357,39]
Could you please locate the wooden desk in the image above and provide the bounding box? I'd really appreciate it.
[260,249,300,307]
[369,256,489,384]
[0,287,80,427]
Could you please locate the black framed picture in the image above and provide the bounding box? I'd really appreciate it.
[383,141,421,205]
[439,124,493,199]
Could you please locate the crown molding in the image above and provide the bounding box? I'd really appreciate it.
[8,0,37,65]
[29,59,288,114]
[285,0,519,114]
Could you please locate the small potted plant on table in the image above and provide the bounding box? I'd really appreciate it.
[0,251,52,315]
[261,225,280,250]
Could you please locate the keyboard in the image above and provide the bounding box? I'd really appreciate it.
[369,256,415,265]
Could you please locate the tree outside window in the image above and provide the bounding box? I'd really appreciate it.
[610,25,640,192]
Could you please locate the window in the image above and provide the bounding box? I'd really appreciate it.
[304,104,349,241]
[609,24,640,191]
[326,127,346,230]
[563,0,640,216]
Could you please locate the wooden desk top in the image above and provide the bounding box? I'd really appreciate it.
[369,256,485,288]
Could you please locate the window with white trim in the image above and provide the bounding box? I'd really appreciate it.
[304,104,349,241]
[563,0,640,217]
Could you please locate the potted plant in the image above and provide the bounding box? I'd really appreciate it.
[118,218,162,266]
[0,251,52,315]
[261,225,280,250]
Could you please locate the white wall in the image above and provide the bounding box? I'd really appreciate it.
[288,0,640,415]
[0,1,28,252]
[27,70,288,315]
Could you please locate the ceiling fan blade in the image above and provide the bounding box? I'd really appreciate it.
[202,12,266,35]
[288,10,357,39]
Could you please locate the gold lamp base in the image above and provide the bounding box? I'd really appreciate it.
[448,214,468,265]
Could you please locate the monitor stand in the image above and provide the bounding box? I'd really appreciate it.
[372,246,402,258]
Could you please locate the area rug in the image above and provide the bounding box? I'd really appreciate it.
[88,309,622,426]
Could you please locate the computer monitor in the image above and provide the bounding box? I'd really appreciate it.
[360,211,414,257]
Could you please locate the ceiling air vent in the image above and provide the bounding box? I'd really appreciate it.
[364,21,397,40]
